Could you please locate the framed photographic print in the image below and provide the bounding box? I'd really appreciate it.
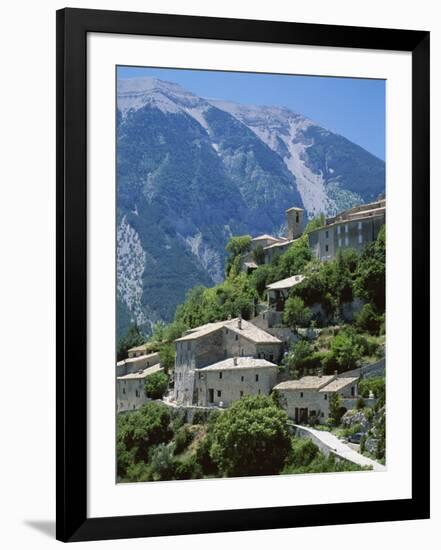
[56,8,430,542]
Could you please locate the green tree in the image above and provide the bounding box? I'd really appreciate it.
[284,339,313,371]
[274,234,312,280]
[225,235,252,277]
[209,395,291,476]
[116,402,172,476]
[354,225,386,313]
[330,327,364,371]
[304,214,326,234]
[252,244,265,266]
[355,303,382,335]
[328,393,343,426]
[283,296,312,330]
[144,372,169,400]
[117,323,145,361]
[159,344,175,374]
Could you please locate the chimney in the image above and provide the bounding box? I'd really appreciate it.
[233,357,238,366]
[238,315,242,330]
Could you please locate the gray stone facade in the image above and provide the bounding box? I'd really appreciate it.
[308,199,385,261]
[194,357,278,407]
[116,363,164,413]
[274,375,359,424]
[173,318,282,405]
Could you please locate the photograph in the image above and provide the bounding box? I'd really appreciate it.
[115,66,387,483]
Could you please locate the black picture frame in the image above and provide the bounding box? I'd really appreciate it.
[56,7,430,543]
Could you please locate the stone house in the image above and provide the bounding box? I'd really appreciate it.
[194,356,278,407]
[116,351,160,377]
[241,205,305,271]
[127,343,152,358]
[173,318,282,405]
[274,374,359,424]
[308,199,385,261]
[116,363,164,413]
[266,274,306,313]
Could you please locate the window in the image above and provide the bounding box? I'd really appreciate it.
[240,391,244,397]
[351,386,355,397]
[217,390,222,398]
[240,349,244,356]
[269,354,274,362]
[337,225,341,235]
[325,244,329,252]
[219,372,223,379]
[358,221,362,230]
[135,390,139,397]
[295,212,300,223]
[241,376,244,382]
[258,389,261,395]
[255,374,259,382]
[358,234,363,244]
[325,230,329,238]
[187,342,191,351]
[345,236,349,246]
[300,392,303,398]
[324,394,327,400]
[338,238,342,247]
[235,334,238,341]
[345,224,348,233]
[321,412,325,418]
[198,372,201,380]
[122,388,126,395]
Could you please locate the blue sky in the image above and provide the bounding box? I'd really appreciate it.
[117,66,385,161]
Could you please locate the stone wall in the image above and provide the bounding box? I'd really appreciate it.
[116,378,150,413]
[195,366,278,407]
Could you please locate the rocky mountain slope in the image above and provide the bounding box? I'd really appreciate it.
[116,77,385,337]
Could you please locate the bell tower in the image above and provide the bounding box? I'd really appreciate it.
[286,206,304,240]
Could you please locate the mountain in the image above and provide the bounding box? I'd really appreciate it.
[116,77,385,338]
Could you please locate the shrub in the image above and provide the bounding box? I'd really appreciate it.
[144,371,169,399]
[174,455,202,480]
[116,402,172,476]
[173,426,194,455]
[195,434,218,476]
[283,296,312,330]
[210,395,291,477]
[356,397,365,410]
[355,304,382,335]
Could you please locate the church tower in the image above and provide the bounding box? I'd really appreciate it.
[286,207,304,240]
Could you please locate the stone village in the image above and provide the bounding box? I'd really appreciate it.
[117,199,385,428]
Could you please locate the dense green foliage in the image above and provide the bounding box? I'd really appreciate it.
[144,372,169,400]
[358,377,385,404]
[117,402,173,478]
[209,396,291,477]
[116,396,363,482]
[117,324,145,361]
[282,437,367,474]
[283,296,312,330]
[174,273,257,329]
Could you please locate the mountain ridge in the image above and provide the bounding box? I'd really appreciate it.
[116,77,385,337]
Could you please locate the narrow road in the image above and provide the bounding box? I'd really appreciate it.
[295,424,386,472]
